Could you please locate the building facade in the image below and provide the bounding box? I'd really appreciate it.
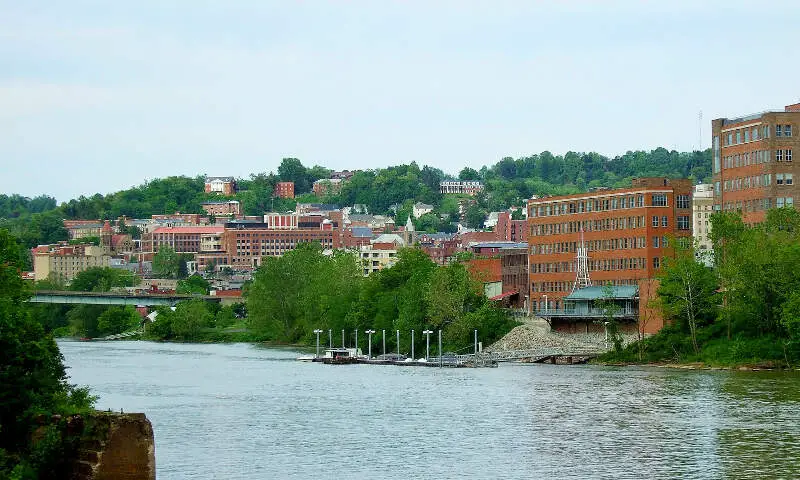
[711,103,800,223]
[201,201,241,216]
[527,178,693,312]
[693,184,714,253]
[275,182,295,199]
[312,179,343,196]
[204,176,237,196]
[439,180,484,195]
[32,243,111,282]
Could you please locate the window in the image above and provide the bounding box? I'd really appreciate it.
[653,257,660,269]
[652,193,668,206]
[736,131,742,143]
[661,216,668,227]
[652,236,660,248]
[787,174,794,185]
[727,133,733,145]
[777,150,784,162]
[776,125,783,137]
[662,236,669,248]
[652,216,659,227]
[777,173,785,185]
[777,197,785,208]
[677,216,690,230]
[676,194,690,209]
[788,197,795,207]
[753,127,759,141]
[786,125,793,137]
[744,130,750,142]
[787,149,793,162]
[713,136,720,173]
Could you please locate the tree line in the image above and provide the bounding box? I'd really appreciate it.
[246,243,518,354]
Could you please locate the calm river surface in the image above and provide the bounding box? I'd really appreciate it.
[59,340,800,479]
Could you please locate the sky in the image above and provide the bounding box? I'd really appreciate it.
[2,1,800,202]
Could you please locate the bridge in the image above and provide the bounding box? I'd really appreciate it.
[29,290,223,307]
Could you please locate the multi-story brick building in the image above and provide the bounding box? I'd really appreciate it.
[312,178,343,197]
[219,222,339,269]
[711,103,800,223]
[275,182,295,199]
[204,176,237,196]
[499,244,528,309]
[146,226,225,256]
[527,177,693,315]
[201,200,240,216]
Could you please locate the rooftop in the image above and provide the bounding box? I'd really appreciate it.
[564,285,638,301]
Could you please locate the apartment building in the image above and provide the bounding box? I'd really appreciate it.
[711,103,800,223]
[312,178,343,196]
[275,182,295,199]
[32,243,111,282]
[146,226,225,255]
[693,184,714,252]
[201,200,241,216]
[527,178,693,313]
[221,222,339,269]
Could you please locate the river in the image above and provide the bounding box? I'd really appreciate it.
[58,340,800,479]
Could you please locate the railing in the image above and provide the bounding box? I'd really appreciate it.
[534,308,637,318]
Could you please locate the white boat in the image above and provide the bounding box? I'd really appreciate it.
[296,355,316,362]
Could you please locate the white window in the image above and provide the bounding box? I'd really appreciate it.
[787,149,793,162]
[777,173,785,185]
[777,197,785,208]
[661,216,668,227]
[776,125,783,137]
[788,197,794,207]
[787,174,794,185]
[786,125,793,137]
[777,150,784,162]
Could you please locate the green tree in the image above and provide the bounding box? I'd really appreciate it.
[177,274,210,295]
[96,306,140,335]
[70,267,136,292]
[153,245,182,279]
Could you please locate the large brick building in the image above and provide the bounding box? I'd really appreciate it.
[711,103,800,223]
[527,178,693,318]
[275,182,295,199]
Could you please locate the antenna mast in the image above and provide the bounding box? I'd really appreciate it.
[572,228,591,292]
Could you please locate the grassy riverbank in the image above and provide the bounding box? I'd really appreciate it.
[596,323,798,369]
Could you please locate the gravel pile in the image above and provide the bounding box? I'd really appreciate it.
[486,317,638,352]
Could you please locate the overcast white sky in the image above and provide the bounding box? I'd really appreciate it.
[2,0,800,202]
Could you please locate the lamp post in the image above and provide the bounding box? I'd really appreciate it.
[543,294,548,313]
[382,329,386,358]
[411,330,415,360]
[396,330,400,356]
[355,329,359,356]
[423,330,433,361]
[365,330,375,358]
[341,329,345,348]
[474,329,478,355]
[438,329,443,368]
[328,329,332,348]
[313,329,323,358]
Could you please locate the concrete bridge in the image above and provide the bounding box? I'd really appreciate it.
[29,290,223,307]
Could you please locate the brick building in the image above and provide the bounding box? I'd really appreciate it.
[275,182,295,199]
[693,184,714,254]
[495,212,528,243]
[527,177,693,319]
[711,103,800,223]
[312,178,343,197]
[32,243,111,282]
[205,176,237,196]
[219,223,339,269]
[499,244,528,309]
[201,201,241,216]
[146,226,225,256]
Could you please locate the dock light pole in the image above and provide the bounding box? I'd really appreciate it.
[365,330,375,358]
[438,330,443,368]
[474,329,478,356]
[396,330,400,356]
[328,329,332,348]
[423,330,433,361]
[313,329,323,358]
[382,329,386,358]
[411,330,415,360]
[342,329,345,348]
[355,329,358,356]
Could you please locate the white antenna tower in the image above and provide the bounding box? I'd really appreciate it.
[698,110,703,151]
[572,228,591,292]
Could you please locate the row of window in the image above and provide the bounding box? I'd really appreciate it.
[723,124,793,147]
[531,237,648,255]
[531,278,644,294]
[531,193,690,218]
[723,172,794,192]
[719,197,794,213]
[776,149,794,162]
[531,257,649,274]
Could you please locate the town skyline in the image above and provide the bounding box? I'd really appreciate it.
[3,1,800,201]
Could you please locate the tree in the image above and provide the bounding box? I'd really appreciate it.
[0,229,94,460]
[464,204,486,229]
[96,306,140,335]
[596,282,623,352]
[458,167,481,181]
[177,274,210,295]
[277,158,311,193]
[153,245,182,279]
[70,267,136,292]
[657,244,719,354]
[170,300,214,341]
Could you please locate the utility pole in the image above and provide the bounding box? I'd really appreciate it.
[411,329,415,360]
[438,330,443,368]
[423,330,432,361]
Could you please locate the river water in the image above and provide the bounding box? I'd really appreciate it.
[58,340,800,479]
